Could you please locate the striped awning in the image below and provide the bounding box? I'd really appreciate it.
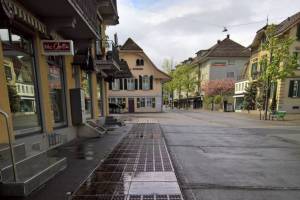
[1,0,47,34]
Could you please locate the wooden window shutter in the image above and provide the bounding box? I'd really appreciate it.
[298,80,300,97]
[150,75,153,90]
[124,78,127,90]
[120,79,123,90]
[139,75,143,90]
[288,80,294,97]
[135,79,138,90]
[109,80,112,90]
[297,24,300,40]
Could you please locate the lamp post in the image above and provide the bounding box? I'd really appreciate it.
[0,109,17,182]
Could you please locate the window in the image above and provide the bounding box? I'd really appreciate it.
[289,80,300,98]
[141,98,145,107]
[152,98,156,108]
[228,59,235,65]
[142,75,150,90]
[112,79,120,90]
[127,78,135,90]
[226,72,234,78]
[137,97,155,108]
[294,52,300,69]
[2,28,41,131]
[136,59,144,66]
[137,98,140,108]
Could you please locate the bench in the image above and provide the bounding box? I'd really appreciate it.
[269,111,286,120]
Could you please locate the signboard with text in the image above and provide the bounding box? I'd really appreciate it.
[42,40,74,56]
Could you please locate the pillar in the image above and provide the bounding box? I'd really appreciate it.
[64,55,76,125]
[0,41,14,143]
[34,34,53,133]
[91,72,99,118]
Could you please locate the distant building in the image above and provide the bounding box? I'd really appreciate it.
[192,34,250,96]
[107,38,171,113]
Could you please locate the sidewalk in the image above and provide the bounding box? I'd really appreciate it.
[7,124,132,200]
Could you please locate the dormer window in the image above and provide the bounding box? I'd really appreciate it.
[136,59,144,66]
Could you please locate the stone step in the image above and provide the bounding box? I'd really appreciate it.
[0,143,26,169]
[0,151,67,196]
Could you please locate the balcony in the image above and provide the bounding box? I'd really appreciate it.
[95,41,120,72]
[234,80,249,95]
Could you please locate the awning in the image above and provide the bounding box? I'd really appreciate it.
[1,0,47,34]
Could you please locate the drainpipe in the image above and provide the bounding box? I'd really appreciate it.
[0,109,18,182]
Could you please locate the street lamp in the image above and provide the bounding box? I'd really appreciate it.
[0,109,18,182]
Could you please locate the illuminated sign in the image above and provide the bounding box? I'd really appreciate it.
[42,40,74,56]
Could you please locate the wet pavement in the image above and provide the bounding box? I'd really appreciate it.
[121,111,300,200]
[70,123,184,200]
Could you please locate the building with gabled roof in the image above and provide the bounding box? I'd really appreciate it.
[192,35,250,96]
[107,38,171,113]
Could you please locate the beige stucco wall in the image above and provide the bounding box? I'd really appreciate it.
[276,25,300,113]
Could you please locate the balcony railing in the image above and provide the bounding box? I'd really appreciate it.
[70,0,99,35]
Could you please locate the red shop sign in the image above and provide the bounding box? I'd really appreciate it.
[42,40,74,56]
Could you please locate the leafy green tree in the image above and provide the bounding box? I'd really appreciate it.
[259,24,298,119]
[243,82,258,112]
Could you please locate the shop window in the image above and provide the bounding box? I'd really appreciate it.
[47,56,67,126]
[2,28,41,131]
[82,71,92,119]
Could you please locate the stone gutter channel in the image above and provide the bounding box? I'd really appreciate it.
[69,123,184,200]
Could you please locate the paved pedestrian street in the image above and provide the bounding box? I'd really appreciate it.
[70,123,184,200]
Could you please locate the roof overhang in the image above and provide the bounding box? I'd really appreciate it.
[98,0,119,25]
[20,0,100,41]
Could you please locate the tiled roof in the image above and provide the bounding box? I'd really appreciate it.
[113,60,132,78]
[275,11,300,35]
[120,38,143,51]
[193,36,250,63]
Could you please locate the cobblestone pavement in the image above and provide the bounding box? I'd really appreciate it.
[70,123,184,200]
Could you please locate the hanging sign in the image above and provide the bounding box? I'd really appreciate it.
[42,40,74,56]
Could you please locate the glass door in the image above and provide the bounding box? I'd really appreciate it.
[47,56,67,127]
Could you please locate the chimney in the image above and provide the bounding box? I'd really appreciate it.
[217,40,221,44]
[227,34,230,39]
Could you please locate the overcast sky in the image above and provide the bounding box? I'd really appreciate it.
[107,0,300,69]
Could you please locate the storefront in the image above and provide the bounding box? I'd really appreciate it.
[47,56,67,127]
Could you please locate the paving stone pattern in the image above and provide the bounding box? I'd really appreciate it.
[71,123,184,200]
